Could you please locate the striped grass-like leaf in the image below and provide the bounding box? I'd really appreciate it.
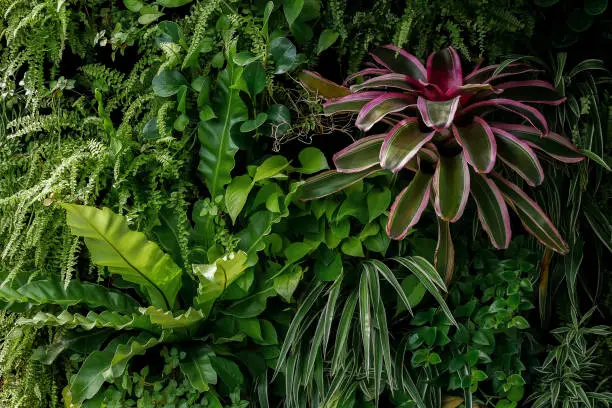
[332,292,358,375]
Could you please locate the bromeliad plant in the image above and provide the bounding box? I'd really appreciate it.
[298,45,584,277]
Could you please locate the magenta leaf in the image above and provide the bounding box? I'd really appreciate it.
[379,118,436,172]
[355,93,416,131]
[426,47,462,94]
[417,96,461,131]
[492,124,583,163]
[386,171,432,239]
[333,134,385,173]
[491,127,544,186]
[369,45,426,81]
[470,171,511,249]
[452,117,497,173]
[433,153,470,222]
[459,98,549,136]
[492,173,568,254]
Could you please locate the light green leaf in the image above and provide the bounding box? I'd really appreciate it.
[156,0,192,6]
[274,265,303,301]
[233,52,260,66]
[582,149,611,171]
[398,275,427,313]
[16,310,152,331]
[254,155,290,182]
[341,237,364,257]
[193,252,249,314]
[367,188,391,223]
[140,306,204,329]
[298,147,329,174]
[62,204,182,310]
[317,29,339,54]
[123,0,143,12]
[236,211,277,266]
[138,11,164,25]
[225,175,254,224]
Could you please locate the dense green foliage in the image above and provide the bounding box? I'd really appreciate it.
[0,0,610,407]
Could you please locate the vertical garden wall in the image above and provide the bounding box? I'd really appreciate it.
[0,0,610,407]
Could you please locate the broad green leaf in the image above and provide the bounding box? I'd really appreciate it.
[433,153,470,222]
[179,346,217,392]
[367,188,391,222]
[198,65,248,197]
[17,279,140,314]
[210,356,244,390]
[62,204,182,310]
[243,62,266,98]
[68,333,162,404]
[223,289,274,318]
[225,175,254,224]
[233,52,260,66]
[356,94,415,132]
[283,0,304,25]
[298,147,329,174]
[316,29,339,54]
[123,0,143,12]
[236,211,277,266]
[152,71,187,97]
[285,242,311,263]
[138,10,164,25]
[492,173,568,254]
[470,172,511,249]
[398,275,426,313]
[341,237,364,257]
[387,171,432,240]
[240,112,268,132]
[237,318,263,341]
[270,37,297,74]
[274,265,303,301]
[314,247,343,281]
[254,155,290,182]
[140,306,204,329]
[193,252,249,314]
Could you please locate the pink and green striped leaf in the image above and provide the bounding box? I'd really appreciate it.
[426,47,462,94]
[333,134,385,173]
[470,172,511,249]
[344,68,390,85]
[492,124,583,163]
[417,96,461,131]
[492,173,568,254]
[355,93,415,131]
[452,117,497,173]
[379,118,436,172]
[298,70,351,99]
[491,127,544,186]
[433,153,470,222]
[495,80,566,105]
[459,98,549,136]
[386,171,432,240]
[298,168,383,201]
[370,45,426,80]
[350,73,418,92]
[464,64,542,85]
[323,92,385,115]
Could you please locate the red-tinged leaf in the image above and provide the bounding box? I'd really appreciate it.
[379,118,436,172]
[426,47,462,93]
[417,96,461,131]
[370,45,426,80]
[495,80,566,105]
[323,92,385,115]
[386,171,432,239]
[452,117,497,173]
[491,127,544,186]
[298,168,383,201]
[355,93,415,131]
[459,98,548,136]
[298,70,351,99]
[492,124,583,163]
[464,63,543,85]
[433,153,470,222]
[350,73,419,92]
[491,173,568,254]
[452,83,499,95]
[470,172,511,249]
[435,218,455,286]
[344,68,390,85]
[333,135,385,173]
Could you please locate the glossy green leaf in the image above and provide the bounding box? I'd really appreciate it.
[243,62,266,98]
[254,155,290,182]
[341,237,364,257]
[236,211,277,266]
[240,113,268,132]
[152,71,187,97]
[317,29,339,54]
[367,188,392,222]
[298,147,329,174]
[470,172,511,249]
[270,37,297,74]
[123,0,143,12]
[492,127,544,186]
[283,0,304,25]
[198,65,248,197]
[140,306,204,329]
[180,346,217,392]
[156,0,192,7]
[225,175,254,224]
[387,171,432,240]
[298,168,383,200]
[62,204,182,310]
